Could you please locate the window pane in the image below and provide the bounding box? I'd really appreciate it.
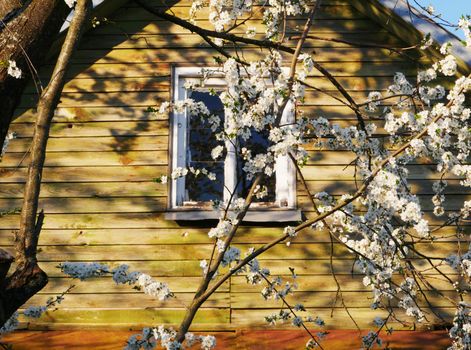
[186,162,224,202]
[237,128,276,203]
[185,90,225,203]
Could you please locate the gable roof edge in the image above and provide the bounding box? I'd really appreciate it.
[379,0,471,68]
[48,0,131,59]
[349,0,471,73]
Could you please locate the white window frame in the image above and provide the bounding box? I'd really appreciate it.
[169,66,296,213]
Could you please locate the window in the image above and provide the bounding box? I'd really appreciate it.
[167,67,299,221]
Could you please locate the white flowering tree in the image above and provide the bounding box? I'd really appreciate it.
[50,0,471,348]
[130,1,471,348]
[2,0,471,349]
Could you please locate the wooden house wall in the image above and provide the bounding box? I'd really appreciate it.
[0,0,467,330]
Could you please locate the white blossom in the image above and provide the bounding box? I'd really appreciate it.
[23,306,47,319]
[159,175,168,184]
[136,274,173,301]
[0,312,18,335]
[59,262,109,280]
[211,145,224,160]
[1,132,16,158]
[283,226,297,237]
[208,220,233,239]
[459,16,471,47]
[221,246,240,267]
[448,303,471,350]
[7,60,22,79]
[112,264,140,285]
[200,335,216,350]
[246,27,256,38]
[433,55,457,76]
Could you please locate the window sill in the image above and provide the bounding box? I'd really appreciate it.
[164,209,302,222]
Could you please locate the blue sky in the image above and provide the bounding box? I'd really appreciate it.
[426,1,471,23]
[418,0,471,38]
[425,1,471,37]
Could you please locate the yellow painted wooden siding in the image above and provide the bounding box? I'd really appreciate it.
[0,0,468,331]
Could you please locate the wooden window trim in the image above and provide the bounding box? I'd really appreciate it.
[168,66,298,221]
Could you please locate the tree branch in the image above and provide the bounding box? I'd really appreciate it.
[0,0,92,327]
[16,0,92,266]
[198,80,469,304]
[133,0,368,129]
[173,3,320,342]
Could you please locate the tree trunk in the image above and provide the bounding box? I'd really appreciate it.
[0,249,13,283]
[0,0,92,327]
[0,0,68,149]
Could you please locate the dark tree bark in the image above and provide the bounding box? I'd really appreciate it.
[0,0,69,149]
[0,0,92,327]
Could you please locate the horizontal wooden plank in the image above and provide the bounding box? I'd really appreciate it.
[38,62,420,79]
[300,164,465,180]
[0,197,167,213]
[77,32,405,50]
[25,292,228,309]
[8,121,387,140]
[25,77,170,94]
[17,306,457,330]
[12,104,399,123]
[5,136,168,152]
[303,210,469,226]
[0,166,166,183]
[30,259,458,280]
[37,260,207,277]
[0,224,463,247]
[38,276,229,293]
[47,62,170,79]
[124,0,354,8]
[298,194,471,211]
[32,244,217,261]
[0,329,451,348]
[0,210,466,234]
[124,0,350,7]
[302,179,466,195]
[18,308,229,325]
[92,19,384,35]
[303,138,462,152]
[1,151,167,167]
[231,274,458,292]
[303,150,468,166]
[231,291,466,308]
[112,5,367,22]
[0,194,468,214]
[7,147,459,169]
[230,308,454,330]
[24,76,405,94]
[0,181,166,198]
[124,1,347,7]
[0,179,462,200]
[19,92,168,108]
[8,121,168,137]
[13,106,158,123]
[0,212,176,229]
[0,242,461,261]
[18,90,396,108]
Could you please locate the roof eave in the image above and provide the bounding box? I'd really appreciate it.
[349,0,471,74]
[47,0,131,59]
